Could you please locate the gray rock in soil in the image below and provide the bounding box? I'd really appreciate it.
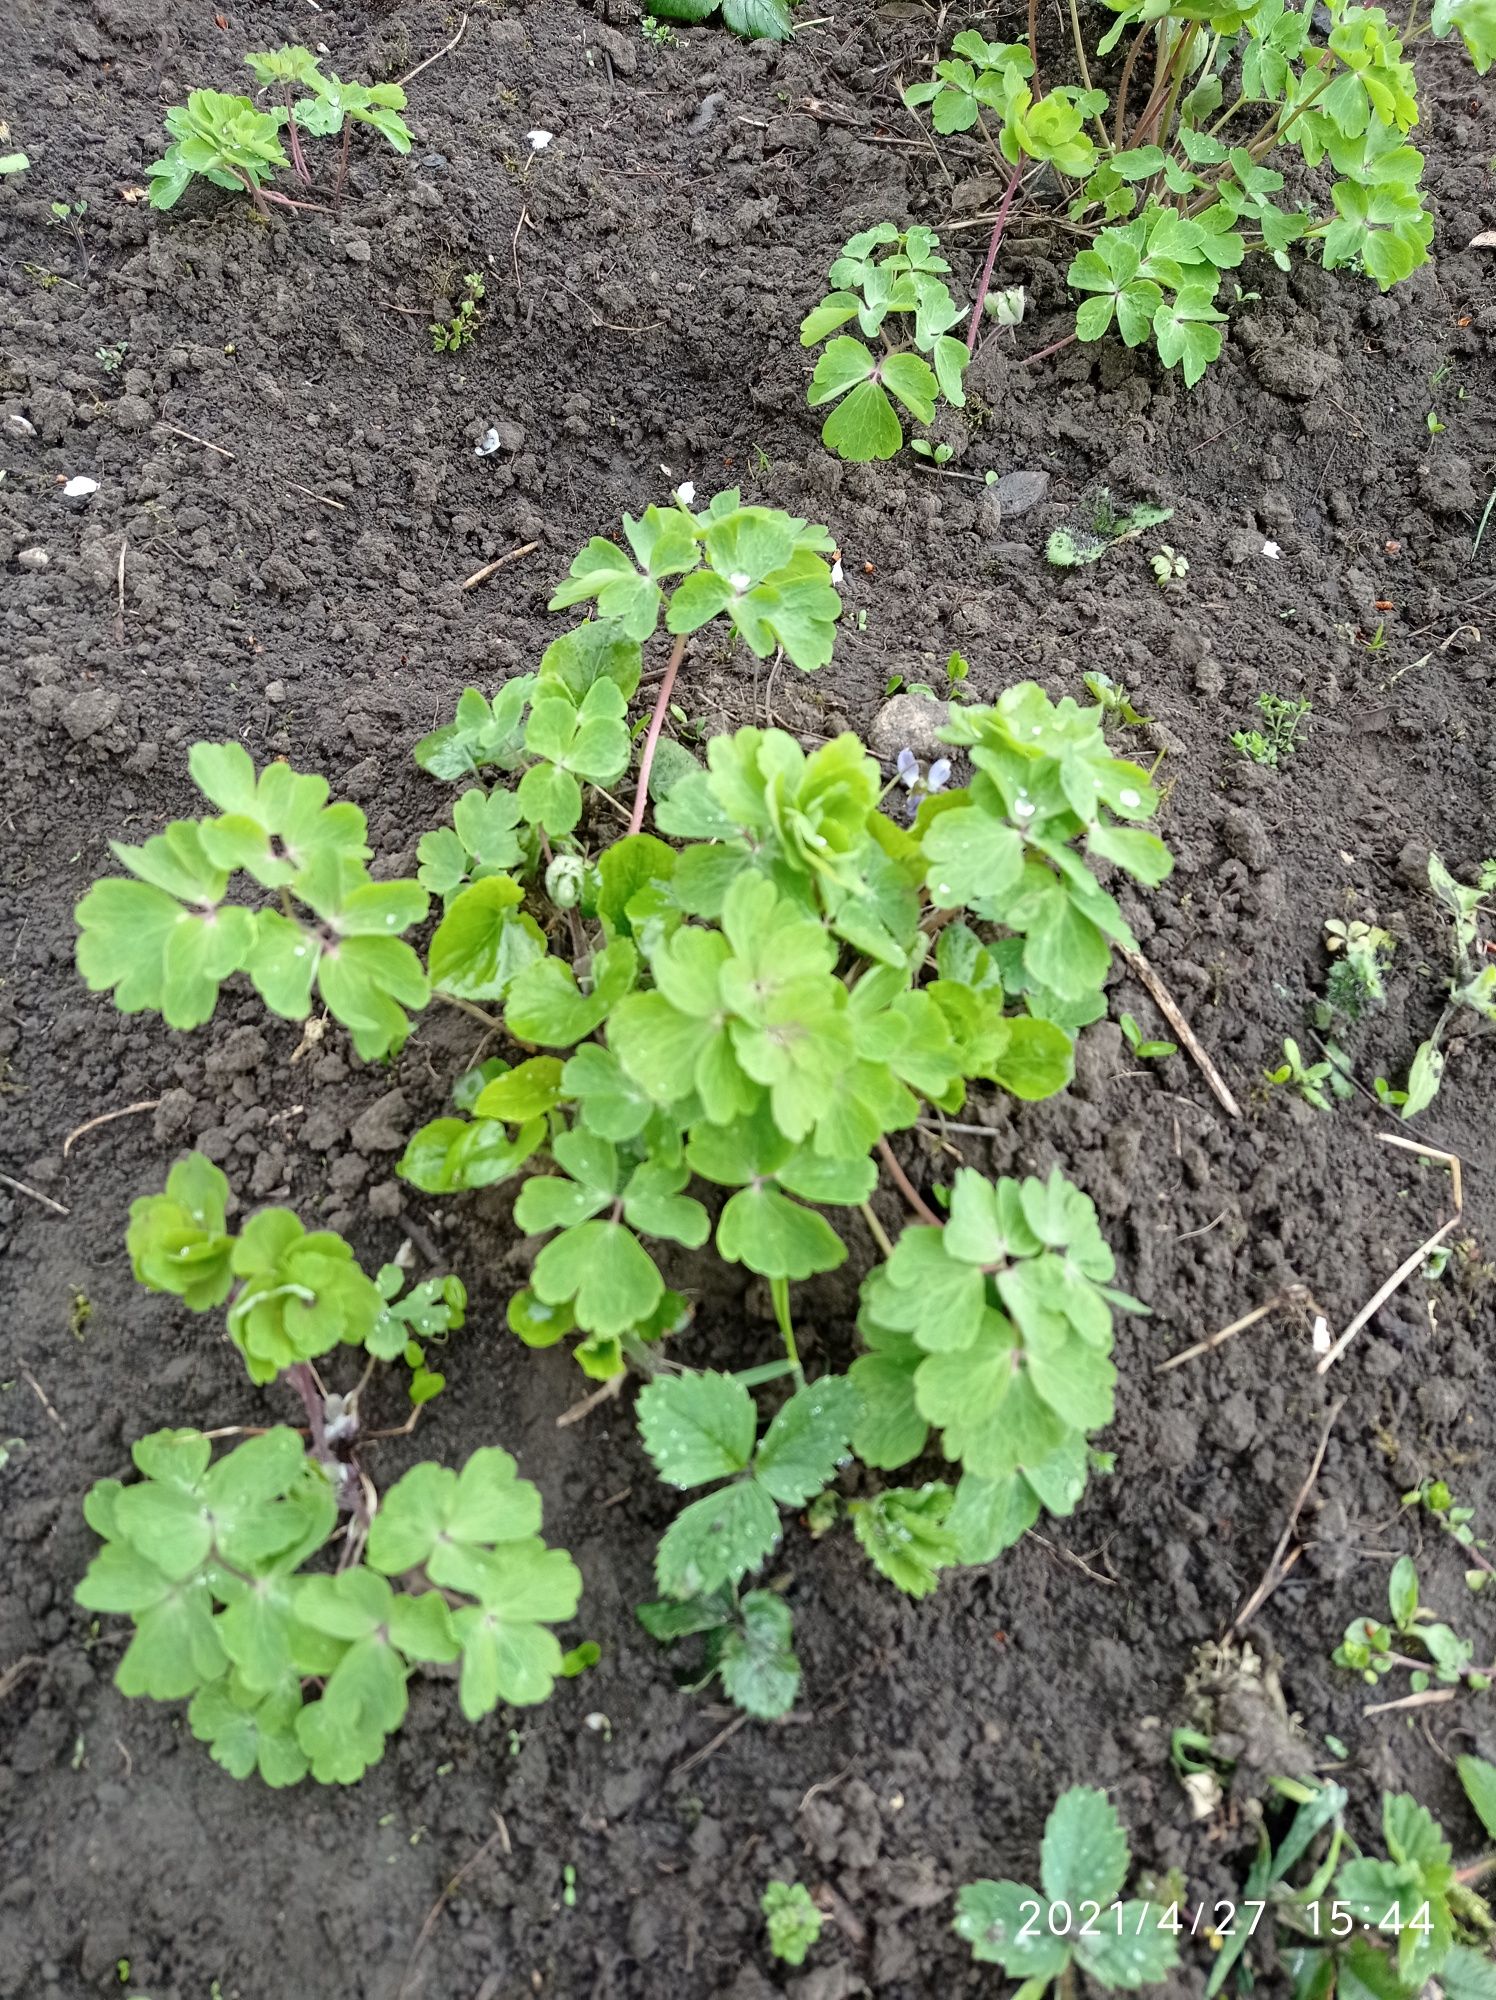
[16,547,48,570]
[866,692,950,764]
[1419,453,1479,515]
[351,1088,410,1154]
[589,21,637,72]
[979,468,1050,534]
[1248,342,1339,401]
[1219,805,1273,873]
[766,113,820,150]
[59,687,120,742]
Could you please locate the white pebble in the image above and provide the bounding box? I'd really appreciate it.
[526,129,555,151]
[63,475,99,498]
[17,547,48,570]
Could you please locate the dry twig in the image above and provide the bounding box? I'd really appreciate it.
[1122,947,1242,1118]
[397,1807,506,2000]
[0,1172,69,1216]
[1156,1284,1311,1374]
[459,541,539,592]
[1316,1135,1464,1375]
[394,11,469,88]
[63,1099,160,1156]
[1227,1398,1345,1636]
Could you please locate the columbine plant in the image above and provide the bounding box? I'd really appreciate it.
[800,227,971,461]
[77,1155,579,1786]
[76,488,1176,1717]
[148,45,410,213]
[903,0,1492,385]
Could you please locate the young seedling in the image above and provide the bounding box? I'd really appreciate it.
[96,342,128,375]
[1083,670,1151,728]
[0,151,29,176]
[1150,545,1188,587]
[1231,692,1311,767]
[1322,917,1396,1024]
[77,1155,579,1786]
[1403,1477,1495,1591]
[1387,852,1496,1119]
[955,1786,1180,1990]
[762,1881,824,1965]
[640,13,678,44]
[431,273,486,353]
[903,0,1493,385]
[1120,1012,1178,1061]
[1263,1037,1338,1111]
[1333,1554,1492,1694]
[801,226,970,462]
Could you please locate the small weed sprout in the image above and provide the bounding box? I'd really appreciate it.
[1263,1037,1337,1111]
[1231,693,1311,767]
[0,151,30,176]
[96,342,128,375]
[641,14,678,44]
[1046,492,1173,568]
[762,1881,823,1965]
[432,272,486,354]
[1402,1478,1495,1591]
[1150,545,1188,587]
[1083,670,1150,728]
[1333,1554,1491,1694]
[1322,917,1396,1024]
[1120,1012,1177,1061]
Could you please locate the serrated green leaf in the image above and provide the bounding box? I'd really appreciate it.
[637,1372,758,1487]
[1041,1786,1130,1908]
[715,1591,799,1715]
[655,1480,782,1597]
[754,1378,859,1505]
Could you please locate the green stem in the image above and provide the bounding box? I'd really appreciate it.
[769,1276,803,1386]
[1067,0,1115,154]
[1150,21,1200,161]
[859,1201,896,1259]
[1204,89,1249,138]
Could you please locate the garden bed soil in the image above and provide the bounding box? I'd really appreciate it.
[2,0,1495,1994]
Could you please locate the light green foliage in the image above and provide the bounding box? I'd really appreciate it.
[1334,1553,1490,1694]
[550,487,840,671]
[902,0,1468,386]
[1403,1477,1493,1593]
[1388,853,1496,1120]
[1046,493,1174,567]
[801,226,970,461]
[636,1585,803,1718]
[0,152,30,176]
[956,1786,1180,1989]
[763,1880,824,1965]
[77,1432,578,1786]
[149,48,410,212]
[637,1371,858,1597]
[1084,670,1151,727]
[851,1166,1139,1565]
[644,0,794,41]
[1322,916,1396,1024]
[124,1153,460,1391]
[432,272,485,353]
[850,1482,961,1597]
[1263,1037,1338,1112]
[146,89,289,210]
[75,743,429,1059]
[1232,691,1311,766]
[1119,1012,1177,1061]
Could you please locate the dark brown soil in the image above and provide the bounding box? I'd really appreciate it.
[3,0,1495,1995]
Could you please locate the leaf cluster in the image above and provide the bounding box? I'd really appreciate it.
[851,1166,1140,1565]
[800,226,970,461]
[1391,853,1496,1120]
[76,1433,579,1786]
[1333,1554,1491,1693]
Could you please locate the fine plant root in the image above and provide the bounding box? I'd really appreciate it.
[1121,948,1242,1119]
[62,1098,161,1156]
[393,10,469,89]
[19,1359,67,1434]
[670,1710,750,1784]
[1363,1685,1459,1718]
[875,1135,942,1226]
[0,1171,69,1215]
[1316,1135,1464,1375]
[0,1655,44,1703]
[458,540,539,592]
[1227,1396,1345,1638]
[155,418,235,459]
[1156,1283,1314,1374]
[556,1374,625,1428]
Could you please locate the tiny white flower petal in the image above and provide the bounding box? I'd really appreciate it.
[527,129,554,151]
[830,559,843,584]
[675,481,695,505]
[63,475,99,498]
[1312,1315,1331,1356]
[1262,539,1282,560]
[475,427,501,456]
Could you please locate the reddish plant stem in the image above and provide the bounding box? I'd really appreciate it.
[965,164,1025,357]
[1112,21,1154,149]
[627,633,687,836]
[876,1136,943,1227]
[1026,0,1042,95]
[1022,330,1079,367]
[334,123,352,211]
[285,89,313,184]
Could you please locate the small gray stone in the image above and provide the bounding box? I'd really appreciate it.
[981,469,1050,530]
[59,687,120,742]
[766,113,820,150]
[590,21,638,72]
[368,1180,404,1219]
[342,235,373,264]
[264,680,286,704]
[351,1088,410,1154]
[1219,805,1272,873]
[867,692,950,764]
[114,394,152,431]
[16,547,48,571]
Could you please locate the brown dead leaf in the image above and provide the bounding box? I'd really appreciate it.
[118,186,149,204]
